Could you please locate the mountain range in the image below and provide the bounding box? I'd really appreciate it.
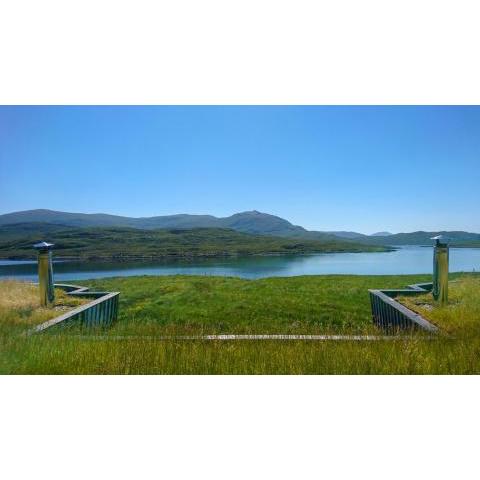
[0,208,310,236]
[0,209,479,247]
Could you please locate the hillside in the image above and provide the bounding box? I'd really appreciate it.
[0,209,307,234]
[325,231,366,239]
[1,209,478,247]
[0,209,348,242]
[358,231,480,247]
[218,210,308,236]
[0,223,387,260]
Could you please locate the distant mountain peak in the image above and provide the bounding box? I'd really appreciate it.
[370,231,393,237]
[233,210,266,216]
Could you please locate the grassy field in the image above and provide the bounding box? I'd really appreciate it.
[64,274,439,336]
[1,273,479,374]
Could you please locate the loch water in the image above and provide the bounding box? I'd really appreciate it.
[1,246,479,281]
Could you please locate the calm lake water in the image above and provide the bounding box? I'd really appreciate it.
[1,246,479,281]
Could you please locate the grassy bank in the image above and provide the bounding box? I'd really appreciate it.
[1,273,479,374]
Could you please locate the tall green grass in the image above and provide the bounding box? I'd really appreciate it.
[1,273,479,374]
[2,335,479,374]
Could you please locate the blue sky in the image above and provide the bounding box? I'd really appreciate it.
[1,106,479,234]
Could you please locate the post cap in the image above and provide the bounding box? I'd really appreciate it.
[33,241,55,250]
[430,235,449,245]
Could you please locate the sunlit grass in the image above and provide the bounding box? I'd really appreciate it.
[1,274,479,374]
[1,334,479,374]
[69,274,436,336]
[397,275,480,335]
[0,280,88,331]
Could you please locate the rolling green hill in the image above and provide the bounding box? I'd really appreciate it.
[1,209,478,247]
[0,222,387,260]
[0,209,352,241]
[357,230,480,247]
[0,209,309,235]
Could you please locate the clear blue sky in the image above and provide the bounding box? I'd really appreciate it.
[1,106,479,234]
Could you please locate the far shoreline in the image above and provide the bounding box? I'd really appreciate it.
[0,247,395,263]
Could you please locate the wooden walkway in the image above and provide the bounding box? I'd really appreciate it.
[66,334,418,341]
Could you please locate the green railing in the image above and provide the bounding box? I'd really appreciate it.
[369,283,438,332]
[30,283,120,333]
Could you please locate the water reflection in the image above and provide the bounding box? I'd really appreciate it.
[0,246,479,281]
